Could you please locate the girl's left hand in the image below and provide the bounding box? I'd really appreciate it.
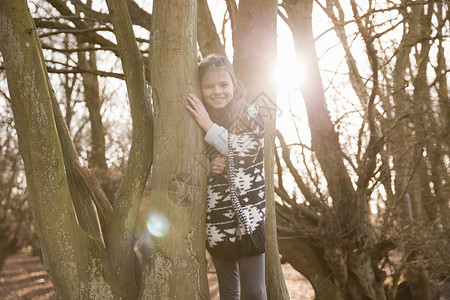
[209,155,226,174]
[186,93,214,132]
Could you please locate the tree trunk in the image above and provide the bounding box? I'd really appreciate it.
[0,1,106,298]
[78,52,108,167]
[278,0,387,299]
[197,0,226,57]
[281,0,356,226]
[391,3,421,226]
[278,238,344,299]
[232,1,290,299]
[76,41,114,203]
[138,0,209,298]
[105,0,154,296]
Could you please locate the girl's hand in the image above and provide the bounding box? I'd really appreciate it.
[186,93,214,132]
[209,155,226,174]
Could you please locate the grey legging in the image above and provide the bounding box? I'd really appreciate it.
[212,253,267,300]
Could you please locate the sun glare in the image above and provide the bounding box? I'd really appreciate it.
[146,212,170,238]
[273,56,306,91]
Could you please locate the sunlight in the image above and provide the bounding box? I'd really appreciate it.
[146,212,170,238]
[273,55,306,91]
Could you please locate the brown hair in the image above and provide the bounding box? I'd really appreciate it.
[198,54,248,133]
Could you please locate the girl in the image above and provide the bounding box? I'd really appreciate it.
[186,54,267,300]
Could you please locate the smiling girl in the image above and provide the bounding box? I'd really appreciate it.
[186,54,267,300]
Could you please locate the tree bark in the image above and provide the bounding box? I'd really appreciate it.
[77,51,108,173]
[138,0,209,298]
[197,0,226,57]
[73,160,113,233]
[233,1,290,299]
[281,0,356,227]
[0,1,92,297]
[433,2,450,230]
[278,238,344,299]
[390,2,423,225]
[105,0,154,296]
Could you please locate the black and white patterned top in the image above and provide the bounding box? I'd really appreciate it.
[204,104,266,261]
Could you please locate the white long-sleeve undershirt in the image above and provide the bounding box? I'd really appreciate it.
[204,123,228,156]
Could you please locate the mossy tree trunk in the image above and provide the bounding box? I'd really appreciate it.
[0,0,125,298]
[137,0,210,298]
[0,0,154,298]
[104,0,154,297]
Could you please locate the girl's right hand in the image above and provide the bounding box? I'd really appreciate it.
[209,155,226,174]
[186,93,214,132]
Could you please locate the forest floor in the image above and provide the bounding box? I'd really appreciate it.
[0,253,315,299]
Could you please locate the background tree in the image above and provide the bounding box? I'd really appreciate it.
[231,0,289,298]
[275,0,449,299]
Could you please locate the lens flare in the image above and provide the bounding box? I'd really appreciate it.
[146,212,170,237]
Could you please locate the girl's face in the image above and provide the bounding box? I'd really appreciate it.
[200,69,234,112]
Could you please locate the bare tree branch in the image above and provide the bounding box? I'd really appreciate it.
[39,26,113,38]
[73,160,113,234]
[46,66,125,79]
[197,0,226,57]
[276,130,322,207]
[45,0,118,51]
[225,0,237,32]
